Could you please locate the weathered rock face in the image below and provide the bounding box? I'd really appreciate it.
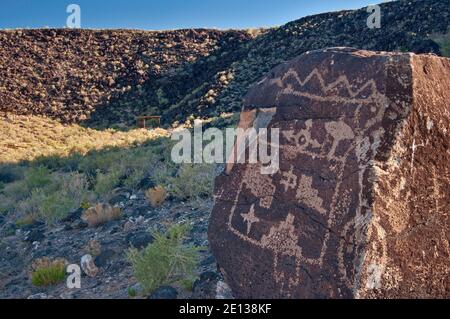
[208,47,450,299]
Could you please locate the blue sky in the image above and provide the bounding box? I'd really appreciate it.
[0,0,381,30]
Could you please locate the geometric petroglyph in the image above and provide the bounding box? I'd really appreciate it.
[242,163,276,209]
[280,165,297,192]
[296,175,326,215]
[210,48,450,298]
[241,204,259,235]
[217,61,389,297]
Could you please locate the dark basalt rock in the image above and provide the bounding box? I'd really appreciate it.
[136,175,156,190]
[125,231,154,249]
[61,208,83,223]
[209,48,450,299]
[25,229,45,243]
[149,286,178,299]
[191,271,221,299]
[95,249,116,268]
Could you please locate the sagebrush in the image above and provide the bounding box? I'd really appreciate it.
[127,223,200,295]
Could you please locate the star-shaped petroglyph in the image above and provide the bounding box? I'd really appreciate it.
[241,204,260,235]
[281,165,297,192]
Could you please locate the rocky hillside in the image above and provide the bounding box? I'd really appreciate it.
[1,0,449,128]
[0,29,256,126]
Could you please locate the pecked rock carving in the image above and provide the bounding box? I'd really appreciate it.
[208,47,450,298]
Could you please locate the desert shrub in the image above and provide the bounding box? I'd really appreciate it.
[145,186,167,207]
[14,172,92,224]
[81,203,122,227]
[127,223,200,295]
[156,88,169,106]
[15,214,37,228]
[162,164,215,201]
[1,166,50,201]
[0,194,15,215]
[0,165,24,184]
[94,170,122,196]
[24,166,52,190]
[128,287,137,297]
[38,173,91,224]
[431,32,450,57]
[123,168,145,189]
[30,257,67,287]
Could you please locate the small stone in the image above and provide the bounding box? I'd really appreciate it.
[109,226,120,235]
[61,208,83,223]
[25,229,45,243]
[95,249,116,268]
[137,176,155,190]
[216,281,234,299]
[126,231,154,249]
[109,194,127,206]
[71,220,88,230]
[123,220,135,231]
[149,286,178,299]
[85,239,102,256]
[80,254,99,277]
[191,271,221,299]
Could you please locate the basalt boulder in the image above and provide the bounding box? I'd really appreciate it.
[208,47,450,299]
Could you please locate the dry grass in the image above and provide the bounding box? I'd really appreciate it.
[29,257,67,287]
[145,186,167,207]
[81,203,122,227]
[0,114,169,163]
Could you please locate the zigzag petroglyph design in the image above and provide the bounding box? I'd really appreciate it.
[268,68,380,104]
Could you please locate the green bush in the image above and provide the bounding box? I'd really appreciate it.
[94,170,122,196]
[127,224,200,295]
[161,163,215,201]
[1,166,53,201]
[0,194,15,215]
[431,32,450,57]
[24,166,52,190]
[16,172,92,224]
[0,165,24,184]
[123,168,145,189]
[30,259,66,287]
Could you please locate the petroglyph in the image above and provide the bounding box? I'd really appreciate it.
[296,175,326,216]
[222,62,388,290]
[241,204,259,235]
[280,166,297,192]
[209,48,450,299]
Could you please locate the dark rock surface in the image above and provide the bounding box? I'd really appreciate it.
[125,231,154,249]
[209,48,450,299]
[191,271,222,299]
[149,286,178,299]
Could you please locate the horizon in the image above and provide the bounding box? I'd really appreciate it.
[0,0,383,31]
